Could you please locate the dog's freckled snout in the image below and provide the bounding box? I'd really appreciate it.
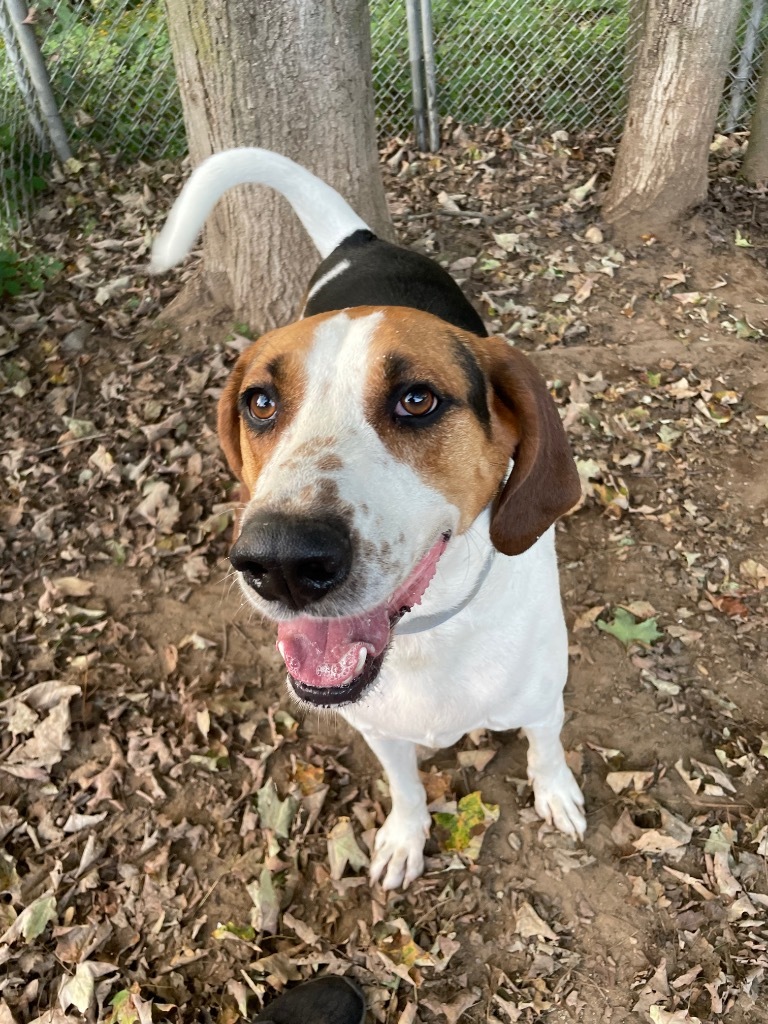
[230,514,352,611]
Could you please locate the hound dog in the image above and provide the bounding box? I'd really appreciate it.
[151,149,586,890]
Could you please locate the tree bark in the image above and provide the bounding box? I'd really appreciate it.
[624,0,647,90]
[163,0,392,333]
[743,43,768,183]
[604,0,741,240]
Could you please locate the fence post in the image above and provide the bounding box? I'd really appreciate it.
[5,0,72,162]
[727,0,766,131]
[419,0,440,151]
[0,0,47,147]
[405,0,426,150]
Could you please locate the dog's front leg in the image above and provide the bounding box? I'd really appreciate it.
[363,733,430,890]
[523,717,586,839]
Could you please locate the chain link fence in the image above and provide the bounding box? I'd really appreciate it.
[1,0,766,226]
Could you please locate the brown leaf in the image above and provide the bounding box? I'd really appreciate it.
[422,991,480,1024]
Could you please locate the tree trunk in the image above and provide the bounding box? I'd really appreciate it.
[624,0,647,90]
[743,43,768,183]
[604,0,740,240]
[163,0,392,333]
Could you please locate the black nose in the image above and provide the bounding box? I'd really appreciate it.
[230,514,353,611]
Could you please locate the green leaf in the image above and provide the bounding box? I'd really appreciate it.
[433,791,499,861]
[735,228,753,248]
[21,893,57,941]
[597,608,663,647]
[703,823,735,854]
[733,317,764,340]
[213,921,257,942]
[108,990,140,1024]
[105,539,127,565]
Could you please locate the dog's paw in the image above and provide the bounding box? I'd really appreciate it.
[530,767,586,839]
[369,812,430,890]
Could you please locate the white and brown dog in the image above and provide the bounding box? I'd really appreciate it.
[151,149,586,890]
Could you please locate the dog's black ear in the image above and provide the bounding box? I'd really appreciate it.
[217,349,250,483]
[486,340,581,556]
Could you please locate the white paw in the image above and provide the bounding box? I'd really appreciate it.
[530,767,586,839]
[369,812,430,890]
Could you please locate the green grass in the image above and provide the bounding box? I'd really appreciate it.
[37,0,185,158]
[371,0,630,133]
[0,122,51,231]
[0,242,62,299]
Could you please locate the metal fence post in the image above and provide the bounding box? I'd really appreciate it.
[405,0,426,150]
[419,0,440,151]
[727,0,766,130]
[0,0,47,147]
[5,0,72,161]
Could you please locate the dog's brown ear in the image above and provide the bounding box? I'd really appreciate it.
[486,340,581,556]
[217,351,249,482]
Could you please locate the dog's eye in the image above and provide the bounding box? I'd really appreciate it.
[395,387,439,418]
[246,389,277,422]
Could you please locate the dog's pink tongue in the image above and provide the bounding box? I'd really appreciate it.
[277,612,390,688]
[276,535,448,689]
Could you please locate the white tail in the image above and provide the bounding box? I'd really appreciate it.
[149,148,370,273]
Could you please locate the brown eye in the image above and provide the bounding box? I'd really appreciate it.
[395,387,439,418]
[247,389,277,421]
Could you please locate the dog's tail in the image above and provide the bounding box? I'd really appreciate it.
[149,148,370,273]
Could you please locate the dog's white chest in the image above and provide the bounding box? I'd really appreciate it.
[338,529,568,749]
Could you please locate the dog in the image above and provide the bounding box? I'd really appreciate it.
[151,149,586,890]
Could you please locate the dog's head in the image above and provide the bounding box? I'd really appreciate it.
[219,306,579,706]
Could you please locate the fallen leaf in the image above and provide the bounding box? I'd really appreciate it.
[707,593,750,619]
[51,577,94,597]
[456,748,497,771]
[605,770,654,794]
[59,962,96,1014]
[247,867,280,935]
[257,782,298,839]
[569,172,598,204]
[327,817,369,879]
[376,917,434,968]
[650,1006,702,1024]
[433,791,499,861]
[177,632,217,650]
[422,991,480,1024]
[1,892,57,945]
[739,559,768,590]
[62,811,108,833]
[514,900,558,941]
[632,809,692,857]
[573,604,606,630]
[597,608,662,646]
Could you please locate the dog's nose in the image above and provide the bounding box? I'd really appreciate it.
[230,514,353,611]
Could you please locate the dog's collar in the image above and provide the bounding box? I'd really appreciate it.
[393,546,496,636]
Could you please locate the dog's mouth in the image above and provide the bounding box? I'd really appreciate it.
[277,533,450,707]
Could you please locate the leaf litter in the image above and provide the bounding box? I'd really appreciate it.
[0,128,767,1022]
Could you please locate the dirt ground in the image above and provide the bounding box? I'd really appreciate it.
[1,128,767,1024]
